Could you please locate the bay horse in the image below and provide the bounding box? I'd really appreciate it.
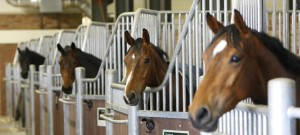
[57,42,102,94]
[189,10,300,133]
[18,47,45,79]
[123,29,186,111]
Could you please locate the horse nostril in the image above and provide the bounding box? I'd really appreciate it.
[128,92,136,101]
[196,106,211,123]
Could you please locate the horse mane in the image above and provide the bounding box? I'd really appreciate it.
[211,24,300,75]
[64,46,102,66]
[64,46,101,78]
[128,38,169,63]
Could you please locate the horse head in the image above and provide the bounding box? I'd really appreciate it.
[18,47,31,79]
[189,10,274,132]
[57,42,79,94]
[123,29,169,106]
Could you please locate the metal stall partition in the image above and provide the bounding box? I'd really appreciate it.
[76,19,137,134]
[36,30,75,135]
[87,11,139,135]
[107,8,203,135]
[4,41,27,121]
[70,22,115,135]
[107,0,268,134]
[58,24,88,135]
[27,36,54,135]
[14,39,40,130]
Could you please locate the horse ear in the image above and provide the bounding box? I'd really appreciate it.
[71,42,76,50]
[124,31,134,46]
[206,13,224,34]
[234,9,250,37]
[142,29,150,43]
[25,47,29,52]
[57,43,66,55]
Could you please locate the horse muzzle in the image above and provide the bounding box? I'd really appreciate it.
[123,91,140,106]
[21,72,28,79]
[189,106,218,132]
[62,86,73,94]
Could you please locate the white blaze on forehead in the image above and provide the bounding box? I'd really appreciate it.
[124,71,133,99]
[132,53,135,59]
[213,40,227,57]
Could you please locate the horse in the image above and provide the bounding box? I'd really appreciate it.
[16,47,45,126]
[189,10,300,133]
[57,42,102,94]
[18,47,45,79]
[123,29,188,111]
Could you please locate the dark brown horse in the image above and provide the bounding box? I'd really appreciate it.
[189,10,300,133]
[16,47,45,125]
[57,42,102,94]
[18,47,45,79]
[123,29,186,111]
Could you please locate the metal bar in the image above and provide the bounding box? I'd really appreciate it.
[99,114,128,124]
[268,78,296,135]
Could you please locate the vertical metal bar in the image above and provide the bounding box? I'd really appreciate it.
[39,65,45,135]
[279,13,283,42]
[283,0,289,47]
[63,103,70,135]
[128,105,139,135]
[224,0,228,25]
[298,14,300,55]
[29,65,35,135]
[292,0,296,54]
[268,78,296,135]
[272,0,277,36]
[169,73,172,111]
[75,67,85,135]
[47,66,54,135]
[105,69,118,135]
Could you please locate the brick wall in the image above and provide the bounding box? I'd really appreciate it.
[0,13,82,29]
[0,12,82,115]
[0,44,17,115]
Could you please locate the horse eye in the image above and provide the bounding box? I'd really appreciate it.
[230,55,241,63]
[145,58,150,64]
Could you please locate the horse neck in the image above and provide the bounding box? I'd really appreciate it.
[76,50,100,78]
[152,53,169,86]
[254,44,295,104]
[30,53,45,71]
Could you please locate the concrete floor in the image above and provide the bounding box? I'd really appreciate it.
[0,117,25,135]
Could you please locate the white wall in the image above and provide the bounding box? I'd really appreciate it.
[0,30,62,44]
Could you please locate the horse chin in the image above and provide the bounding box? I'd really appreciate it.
[21,72,28,79]
[189,115,218,132]
[123,95,140,106]
[62,86,73,95]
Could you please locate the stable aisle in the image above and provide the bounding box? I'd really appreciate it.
[0,117,25,135]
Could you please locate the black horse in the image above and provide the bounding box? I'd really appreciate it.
[16,47,45,125]
[18,47,45,79]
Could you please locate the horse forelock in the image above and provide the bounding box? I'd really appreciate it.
[127,37,169,64]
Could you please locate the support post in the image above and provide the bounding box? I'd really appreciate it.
[128,105,139,135]
[104,69,118,135]
[47,65,54,135]
[39,65,45,135]
[268,78,296,135]
[29,65,36,135]
[75,67,85,135]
